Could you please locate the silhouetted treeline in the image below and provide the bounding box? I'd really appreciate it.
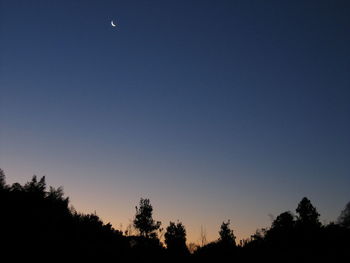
[0,169,349,262]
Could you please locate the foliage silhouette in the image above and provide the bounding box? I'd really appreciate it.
[338,201,350,228]
[194,220,237,260]
[264,211,295,250]
[0,173,128,261]
[164,221,189,256]
[0,169,5,189]
[296,197,321,227]
[133,198,161,238]
[0,169,349,262]
[218,220,236,246]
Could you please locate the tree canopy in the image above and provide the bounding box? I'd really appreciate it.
[133,198,161,238]
[338,202,350,229]
[218,220,236,246]
[296,197,321,227]
[164,221,189,255]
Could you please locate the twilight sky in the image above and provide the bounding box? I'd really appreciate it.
[1,0,350,243]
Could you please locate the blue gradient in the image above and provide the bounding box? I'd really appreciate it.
[1,0,350,242]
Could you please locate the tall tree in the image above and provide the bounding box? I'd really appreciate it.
[296,197,320,227]
[164,221,188,255]
[218,220,236,246]
[133,198,161,238]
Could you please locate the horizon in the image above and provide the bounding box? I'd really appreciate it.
[0,168,346,244]
[1,0,349,244]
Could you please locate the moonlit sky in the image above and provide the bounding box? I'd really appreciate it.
[1,0,350,243]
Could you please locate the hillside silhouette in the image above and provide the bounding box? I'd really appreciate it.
[0,168,349,262]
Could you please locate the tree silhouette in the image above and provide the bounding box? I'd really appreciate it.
[0,169,130,261]
[338,201,350,228]
[10,182,23,192]
[133,198,161,238]
[1,168,350,262]
[296,197,320,227]
[265,211,295,249]
[164,221,189,255]
[218,220,236,246]
[271,211,295,230]
[24,175,47,197]
[0,168,6,189]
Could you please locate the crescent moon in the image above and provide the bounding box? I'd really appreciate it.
[111,20,117,27]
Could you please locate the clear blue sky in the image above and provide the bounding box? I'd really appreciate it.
[1,0,349,242]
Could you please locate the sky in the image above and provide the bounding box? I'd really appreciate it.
[0,0,350,243]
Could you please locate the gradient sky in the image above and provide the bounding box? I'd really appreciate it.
[1,0,350,243]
